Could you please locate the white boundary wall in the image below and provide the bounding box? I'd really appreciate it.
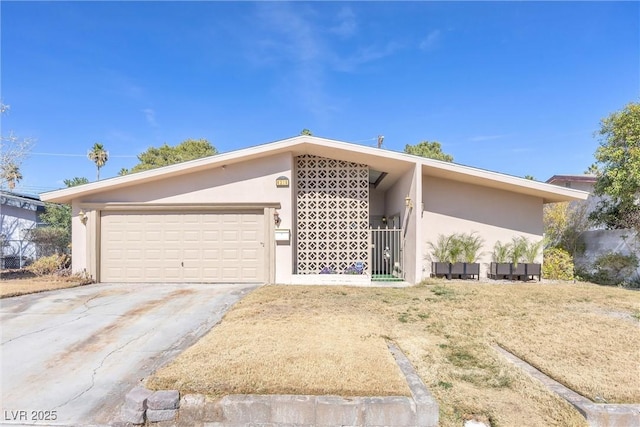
[576,229,640,278]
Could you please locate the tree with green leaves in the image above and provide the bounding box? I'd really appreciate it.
[87,143,109,180]
[584,163,599,175]
[121,138,217,175]
[544,201,590,256]
[39,177,89,231]
[1,162,22,189]
[404,141,453,162]
[29,177,89,255]
[589,102,640,231]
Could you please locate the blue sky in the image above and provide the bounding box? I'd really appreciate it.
[2,1,638,194]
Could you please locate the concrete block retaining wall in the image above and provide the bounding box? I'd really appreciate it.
[119,342,439,426]
[495,346,640,427]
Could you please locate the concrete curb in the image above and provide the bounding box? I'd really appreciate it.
[494,345,640,427]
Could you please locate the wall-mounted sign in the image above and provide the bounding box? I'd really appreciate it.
[276,176,290,188]
[275,229,291,243]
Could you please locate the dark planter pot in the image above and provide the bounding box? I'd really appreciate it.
[463,263,480,280]
[452,262,480,280]
[432,262,480,280]
[512,263,526,277]
[525,263,542,281]
[432,262,450,278]
[450,262,465,278]
[490,262,512,279]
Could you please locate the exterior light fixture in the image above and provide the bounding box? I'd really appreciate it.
[405,195,413,209]
[274,211,281,227]
[79,209,88,225]
[381,216,387,224]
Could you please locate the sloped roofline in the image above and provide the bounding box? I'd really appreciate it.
[546,174,598,184]
[41,135,589,204]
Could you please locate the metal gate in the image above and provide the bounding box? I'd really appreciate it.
[370,227,403,281]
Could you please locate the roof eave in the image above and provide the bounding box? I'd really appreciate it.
[40,135,589,204]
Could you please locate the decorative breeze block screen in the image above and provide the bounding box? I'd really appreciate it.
[295,155,370,274]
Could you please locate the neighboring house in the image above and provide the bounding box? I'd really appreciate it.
[41,136,587,284]
[546,174,640,278]
[0,190,46,268]
[545,175,601,223]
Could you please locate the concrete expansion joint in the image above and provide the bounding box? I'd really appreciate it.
[117,343,438,426]
[494,345,640,427]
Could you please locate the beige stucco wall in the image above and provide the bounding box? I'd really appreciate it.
[72,153,294,283]
[422,176,544,279]
[385,165,420,283]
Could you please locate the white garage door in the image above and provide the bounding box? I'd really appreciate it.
[100,211,265,283]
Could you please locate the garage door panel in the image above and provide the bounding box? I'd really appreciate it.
[222,230,238,242]
[242,248,258,260]
[146,230,161,241]
[145,249,162,259]
[101,211,264,283]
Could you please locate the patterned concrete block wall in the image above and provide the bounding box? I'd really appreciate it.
[295,155,370,274]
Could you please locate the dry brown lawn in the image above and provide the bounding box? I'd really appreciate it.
[147,280,640,427]
[0,270,92,298]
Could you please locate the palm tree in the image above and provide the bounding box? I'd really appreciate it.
[2,162,22,190]
[88,143,109,180]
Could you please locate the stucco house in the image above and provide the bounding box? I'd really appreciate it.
[546,175,601,217]
[1,190,46,268]
[41,136,588,284]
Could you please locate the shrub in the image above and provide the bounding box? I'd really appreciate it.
[542,248,574,280]
[587,252,639,286]
[26,227,69,257]
[27,253,70,276]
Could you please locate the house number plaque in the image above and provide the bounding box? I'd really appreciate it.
[276,176,290,188]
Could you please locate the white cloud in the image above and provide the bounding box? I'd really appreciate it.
[510,147,533,153]
[332,42,402,72]
[330,6,357,38]
[419,30,441,51]
[468,134,510,142]
[142,108,157,127]
[242,4,402,120]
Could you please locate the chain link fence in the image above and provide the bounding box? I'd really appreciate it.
[1,235,69,269]
[1,239,36,269]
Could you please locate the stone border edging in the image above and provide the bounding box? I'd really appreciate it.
[494,345,640,427]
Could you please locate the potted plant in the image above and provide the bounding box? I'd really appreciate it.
[490,241,512,279]
[447,236,464,279]
[428,232,483,280]
[523,239,543,281]
[452,232,483,279]
[428,234,455,278]
[509,236,528,279]
[490,237,544,281]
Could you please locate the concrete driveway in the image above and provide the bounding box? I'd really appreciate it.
[0,282,257,426]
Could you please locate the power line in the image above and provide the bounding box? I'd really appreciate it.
[31,152,137,158]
